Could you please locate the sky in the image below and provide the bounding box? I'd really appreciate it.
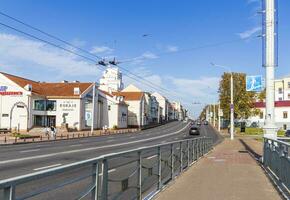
[0,0,289,117]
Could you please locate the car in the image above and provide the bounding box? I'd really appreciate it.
[203,121,208,125]
[285,130,290,137]
[196,121,201,126]
[189,126,200,135]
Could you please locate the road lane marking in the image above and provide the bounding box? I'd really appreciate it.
[0,123,190,165]
[70,144,83,147]
[146,155,157,160]
[106,139,115,143]
[130,136,136,139]
[33,163,62,171]
[20,149,40,153]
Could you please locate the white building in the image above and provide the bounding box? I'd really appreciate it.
[248,76,290,130]
[0,72,128,132]
[99,67,124,93]
[152,92,169,122]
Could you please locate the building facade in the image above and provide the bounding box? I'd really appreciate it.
[0,72,128,132]
[152,92,169,122]
[99,67,124,93]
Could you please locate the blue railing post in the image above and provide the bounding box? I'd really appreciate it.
[171,143,174,180]
[179,141,183,173]
[137,151,142,200]
[4,185,15,200]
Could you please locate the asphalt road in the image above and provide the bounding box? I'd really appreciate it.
[0,121,221,200]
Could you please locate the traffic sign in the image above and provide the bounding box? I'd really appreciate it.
[246,75,263,92]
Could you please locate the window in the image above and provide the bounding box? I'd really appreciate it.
[34,100,46,111]
[283,111,288,119]
[46,100,56,111]
[34,100,56,111]
[283,124,287,130]
[278,87,283,94]
[259,112,263,119]
[288,93,290,100]
[288,82,290,89]
[279,97,283,101]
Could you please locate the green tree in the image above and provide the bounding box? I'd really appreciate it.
[219,72,258,120]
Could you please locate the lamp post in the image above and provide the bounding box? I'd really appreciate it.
[212,63,234,140]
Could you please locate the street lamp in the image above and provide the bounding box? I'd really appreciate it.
[211,63,234,140]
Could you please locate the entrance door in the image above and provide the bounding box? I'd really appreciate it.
[47,116,56,127]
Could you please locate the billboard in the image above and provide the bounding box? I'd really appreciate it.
[246,75,263,92]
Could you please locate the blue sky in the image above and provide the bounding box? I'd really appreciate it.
[0,0,289,117]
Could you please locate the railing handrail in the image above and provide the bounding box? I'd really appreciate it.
[0,136,210,189]
[264,136,290,146]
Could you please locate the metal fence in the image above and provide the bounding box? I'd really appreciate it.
[0,136,212,200]
[263,137,290,193]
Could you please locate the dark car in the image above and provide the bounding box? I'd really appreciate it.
[285,130,290,137]
[203,121,208,125]
[189,126,200,135]
[196,121,201,126]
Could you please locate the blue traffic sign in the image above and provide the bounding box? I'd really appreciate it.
[246,75,263,92]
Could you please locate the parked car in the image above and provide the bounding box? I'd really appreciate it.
[203,121,208,125]
[189,126,200,135]
[285,130,290,137]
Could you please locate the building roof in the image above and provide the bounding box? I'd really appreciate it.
[112,91,144,101]
[255,101,290,108]
[1,72,92,98]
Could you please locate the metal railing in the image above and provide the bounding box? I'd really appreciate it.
[263,137,290,193]
[0,136,212,200]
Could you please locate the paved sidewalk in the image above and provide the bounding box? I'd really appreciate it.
[155,138,282,200]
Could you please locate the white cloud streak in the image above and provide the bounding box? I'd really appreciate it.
[238,26,261,39]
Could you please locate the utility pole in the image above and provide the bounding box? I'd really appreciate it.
[230,73,234,140]
[213,103,216,127]
[218,102,221,132]
[263,0,277,138]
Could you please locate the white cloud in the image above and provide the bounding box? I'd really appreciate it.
[166,45,178,52]
[90,46,114,54]
[141,51,158,59]
[0,33,100,81]
[121,66,219,117]
[238,26,261,39]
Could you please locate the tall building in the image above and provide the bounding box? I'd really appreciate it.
[99,67,124,93]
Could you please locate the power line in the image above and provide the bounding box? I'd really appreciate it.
[0,21,185,103]
[0,11,176,96]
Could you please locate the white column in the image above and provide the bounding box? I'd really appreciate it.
[91,83,96,134]
[264,0,277,138]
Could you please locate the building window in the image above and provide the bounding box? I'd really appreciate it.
[278,87,283,94]
[283,124,287,130]
[34,100,56,111]
[46,100,56,111]
[279,97,283,101]
[259,112,263,119]
[288,82,290,89]
[288,93,290,100]
[283,111,288,119]
[34,100,46,111]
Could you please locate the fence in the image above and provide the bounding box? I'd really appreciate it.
[0,136,212,200]
[263,137,290,194]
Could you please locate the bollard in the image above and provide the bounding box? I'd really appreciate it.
[4,136,6,143]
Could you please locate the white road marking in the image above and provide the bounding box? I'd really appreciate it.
[146,155,157,160]
[0,123,190,165]
[70,144,83,147]
[106,139,115,143]
[33,163,62,171]
[20,149,40,153]
[130,136,136,139]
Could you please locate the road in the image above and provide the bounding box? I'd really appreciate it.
[0,121,221,199]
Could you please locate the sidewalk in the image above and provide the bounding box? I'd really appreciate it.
[155,138,282,200]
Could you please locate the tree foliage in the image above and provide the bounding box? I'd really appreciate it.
[219,72,258,120]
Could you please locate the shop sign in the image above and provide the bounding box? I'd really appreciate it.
[0,86,23,96]
[59,101,77,111]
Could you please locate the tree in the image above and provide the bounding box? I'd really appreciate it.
[219,72,258,120]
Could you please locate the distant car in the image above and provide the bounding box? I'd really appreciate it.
[196,121,201,126]
[203,121,208,125]
[189,126,200,135]
[285,130,290,137]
